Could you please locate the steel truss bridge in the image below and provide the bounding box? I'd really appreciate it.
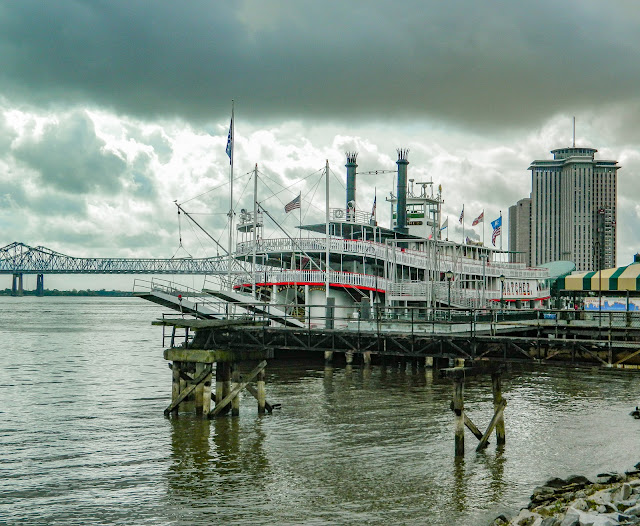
[0,242,239,295]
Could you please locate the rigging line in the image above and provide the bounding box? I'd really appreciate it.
[185,213,209,257]
[175,202,229,256]
[258,203,324,273]
[179,169,253,206]
[233,170,253,214]
[301,175,323,223]
[256,167,324,202]
[329,168,346,190]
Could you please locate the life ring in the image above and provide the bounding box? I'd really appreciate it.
[335,209,344,218]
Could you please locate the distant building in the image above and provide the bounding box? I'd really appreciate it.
[508,197,531,266]
[527,147,619,271]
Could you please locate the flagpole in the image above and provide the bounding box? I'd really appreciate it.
[482,208,485,247]
[325,160,330,302]
[227,100,235,290]
[462,204,465,244]
[299,192,302,241]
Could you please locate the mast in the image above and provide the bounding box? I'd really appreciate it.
[227,100,235,289]
[252,163,258,298]
[325,159,330,301]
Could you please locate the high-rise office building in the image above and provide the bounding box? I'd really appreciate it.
[508,197,531,266]
[527,146,619,271]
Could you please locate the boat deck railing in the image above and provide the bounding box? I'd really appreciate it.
[235,237,548,279]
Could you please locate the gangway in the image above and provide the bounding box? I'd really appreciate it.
[203,288,306,328]
[133,279,227,319]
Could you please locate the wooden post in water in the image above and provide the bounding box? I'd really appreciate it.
[345,351,353,365]
[171,361,181,417]
[362,351,371,366]
[425,356,434,368]
[195,362,205,416]
[492,371,505,446]
[453,378,465,457]
[324,351,333,364]
[231,363,241,416]
[256,368,266,414]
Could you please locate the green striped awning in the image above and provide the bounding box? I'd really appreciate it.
[561,264,640,292]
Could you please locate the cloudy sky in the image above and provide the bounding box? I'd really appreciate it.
[1,0,639,289]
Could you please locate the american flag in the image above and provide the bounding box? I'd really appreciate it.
[472,211,484,226]
[491,216,502,246]
[459,206,464,224]
[284,193,301,213]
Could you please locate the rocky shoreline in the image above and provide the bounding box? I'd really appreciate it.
[490,463,640,525]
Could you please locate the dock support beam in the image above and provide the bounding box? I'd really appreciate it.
[492,371,506,446]
[453,378,465,456]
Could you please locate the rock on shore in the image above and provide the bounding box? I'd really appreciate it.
[491,463,640,526]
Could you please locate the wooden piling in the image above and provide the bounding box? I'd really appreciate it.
[491,371,506,446]
[171,361,181,417]
[256,368,266,414]
[345,351,353,365]
[362,351,371,366]
[324,351,334,363]
[195,362,205,415]
[453,378,465,456]
[425,356,434,368]
[231,363,240,416]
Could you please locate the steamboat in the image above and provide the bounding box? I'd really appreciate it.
[136,149,550,326]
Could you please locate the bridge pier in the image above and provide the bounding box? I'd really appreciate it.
[11,273,23,296]
[36,274,44,296]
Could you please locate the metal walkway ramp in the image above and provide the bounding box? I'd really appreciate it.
[204,288,305,328]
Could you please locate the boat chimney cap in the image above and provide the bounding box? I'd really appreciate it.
[397,148,409,162]
[346,151,358,164]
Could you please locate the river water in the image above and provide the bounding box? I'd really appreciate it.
[1,296,639,525]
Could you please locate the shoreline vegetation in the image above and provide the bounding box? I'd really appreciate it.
[491,463,640,525]
[0,289,133,297]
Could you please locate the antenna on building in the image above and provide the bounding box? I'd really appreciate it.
[573,116,575,147]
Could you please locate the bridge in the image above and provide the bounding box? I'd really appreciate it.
[0,242,238,296]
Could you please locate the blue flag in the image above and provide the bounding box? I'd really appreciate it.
[225,119,233,164]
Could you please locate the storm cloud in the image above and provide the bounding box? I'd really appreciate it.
[2,1,640,130]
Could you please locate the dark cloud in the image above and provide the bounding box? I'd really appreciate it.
[2,1,640,130]
[12,111,127,194]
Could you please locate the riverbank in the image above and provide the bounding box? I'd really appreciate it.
[491,463,640,525]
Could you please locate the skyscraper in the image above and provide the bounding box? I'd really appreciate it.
[508,197,531,266]
[528,147,619,271]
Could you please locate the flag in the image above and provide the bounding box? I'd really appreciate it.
[284,193,301,213]
[440,217,449,230]
[371,196,376,217]
[472,211,484,226]
[459,206,464,224]
[491,216,502,246]
[225,119,233,164]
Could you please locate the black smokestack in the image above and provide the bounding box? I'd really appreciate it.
[395,149,409,234]
[345,152,358,210]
